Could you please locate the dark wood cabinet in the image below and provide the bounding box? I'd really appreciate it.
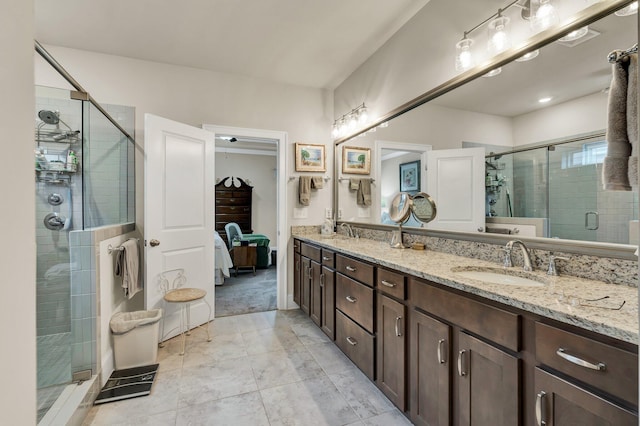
[215,177,252,246]
[457,332,519,426]
[309,260,322,326]
[336,310,375,380]
[300,256,311,315]
[534,368,637,426]
[293,251,301,307]
[320,265,335,340]
[377,294,407,411]
[410,309,451,426]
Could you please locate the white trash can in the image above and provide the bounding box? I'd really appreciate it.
[110,309,163,370]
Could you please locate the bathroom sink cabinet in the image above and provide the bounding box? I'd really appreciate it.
[291,238,638,425]
[320,248,336,340]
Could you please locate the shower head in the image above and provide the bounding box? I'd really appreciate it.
[489,151,503,160]
[38,110,60,125]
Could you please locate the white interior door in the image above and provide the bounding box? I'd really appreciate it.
[426,147,485,232]
[145,114,215,341]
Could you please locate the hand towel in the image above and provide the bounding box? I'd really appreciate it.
[349,178,360,191]
[603,56,632,190]
[311,176,324,189]
[299,176,311,206]
[627,53,638,188]
[114,238,141,299]
[357,179,372,206]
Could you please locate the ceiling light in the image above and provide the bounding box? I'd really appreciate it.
[531,0,559,33]
[483,67,502,78]
[487,12,512,55]
[515,49,540,62]
[615,1,638,16]
[331,103,369,139]
[557,26,589,42]
[357,105,368,125]
[455,36,475,72]
[538,97,552,103]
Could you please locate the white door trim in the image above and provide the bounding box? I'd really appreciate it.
[202,124,288,312]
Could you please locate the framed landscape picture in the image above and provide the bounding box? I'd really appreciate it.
[342,146,371,175]
[295,143,326,172]
[400,160,420,192]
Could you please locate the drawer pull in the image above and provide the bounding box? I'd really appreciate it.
[380,280,396,288]
[437,339,446,364]
[556,348,606,371]
[395,316,403,337]
[345,266,357,272]
[535,391,547,426]
[346,336,358,346]
[457,350,467,376]
[320,273,325,288]
[345,296,357,303]
[322,256,331,261]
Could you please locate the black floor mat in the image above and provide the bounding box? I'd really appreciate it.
[94,364,159,405]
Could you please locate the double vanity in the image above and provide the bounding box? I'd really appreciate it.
[292,230,638,425]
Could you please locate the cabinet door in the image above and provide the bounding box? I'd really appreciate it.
[293,252,301,307]
[320,266,335,340]
[534,368,637,426]
[377,294,406,411]
[309,261,322,326]
[457,332,519,426]
[410,309,451,426]
[300,257,311,314]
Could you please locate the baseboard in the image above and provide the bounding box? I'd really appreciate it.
[286,294,300,310]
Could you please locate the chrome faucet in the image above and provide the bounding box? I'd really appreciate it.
[547,254,569,276]
[503,240,533,271]
[340,223,356,238]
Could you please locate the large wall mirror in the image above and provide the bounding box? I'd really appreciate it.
[335,0,638,255]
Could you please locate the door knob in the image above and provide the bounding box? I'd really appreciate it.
[149,239,160,247]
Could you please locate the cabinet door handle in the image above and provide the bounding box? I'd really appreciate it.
[395,316,402,337]
[345,265,357,272]
[380,280,396,288]
[437,339,446,364]
[345,295,357,303]
[320,273,325,287]
[535,391,547,426]
[346,336,358,346]
[556,348,606,371]
[295,261,299,271]
[457,350,467,376]
[322,256,331,261]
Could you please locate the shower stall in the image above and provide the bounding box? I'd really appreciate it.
[35,85,135,422]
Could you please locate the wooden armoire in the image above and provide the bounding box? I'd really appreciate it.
[215,176,253,246]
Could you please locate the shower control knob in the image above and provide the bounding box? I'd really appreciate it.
[47,193,63,206]
[149,239,160,247]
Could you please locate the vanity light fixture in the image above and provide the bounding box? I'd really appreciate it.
[615,1,638,16]
[515,49,539,62]
[455,35,475,72]
[331,103,369,139]
[557,25,589,42]
[488,11,512,55]
[531,0,559,33]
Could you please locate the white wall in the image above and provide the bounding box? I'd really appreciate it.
[2,1,36,423]
[215,153,278,245]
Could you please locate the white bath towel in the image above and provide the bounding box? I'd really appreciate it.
[114,238,141,299]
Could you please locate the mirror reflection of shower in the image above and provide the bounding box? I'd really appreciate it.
[485,152,511,217]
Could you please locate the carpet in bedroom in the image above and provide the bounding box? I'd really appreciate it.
[215,266,277,317]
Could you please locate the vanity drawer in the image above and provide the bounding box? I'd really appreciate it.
[300,242,321,262]
[409,278,520,352]
[377,268,406,300]
[321,248,335,269]
[336,310,375,380]
[535,322,638,406]
[336,273,374,333]
[336,254,374,286]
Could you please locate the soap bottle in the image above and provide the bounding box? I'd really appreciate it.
[66,150,77,172]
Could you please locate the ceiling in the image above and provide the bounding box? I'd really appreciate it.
[35,0,430,90]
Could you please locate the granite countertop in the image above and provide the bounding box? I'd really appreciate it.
[294,233,639,345]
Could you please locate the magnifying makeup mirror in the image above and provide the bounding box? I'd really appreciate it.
[388,192,437,248]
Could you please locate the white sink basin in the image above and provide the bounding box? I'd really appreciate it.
[451,266,545,287]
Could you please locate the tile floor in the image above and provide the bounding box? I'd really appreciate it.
[82,309,413,426]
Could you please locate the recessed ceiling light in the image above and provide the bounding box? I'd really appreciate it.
[615,1,638,16]
[558,26,589,42]
[538,97,552,103]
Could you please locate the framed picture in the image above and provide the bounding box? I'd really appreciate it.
[342,146,371,175]
[400,160,420,192]
[295,143,326,172]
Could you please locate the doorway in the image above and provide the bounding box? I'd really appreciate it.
[203,125,287,318]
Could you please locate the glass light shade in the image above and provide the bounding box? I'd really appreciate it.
[515,49,540,62]
[347,113,357,131]
[379,121,389,128]
[455,38,475,72]
[558,26,589,42]
[338,118,347,137]
[531,0,559,32]
[357,106,368,125]
[615,2,638,16]
[487,15,511,55]
[331,123,340,139]
[482,67,502,78]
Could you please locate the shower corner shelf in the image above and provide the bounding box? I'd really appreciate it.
[36,169,75,183]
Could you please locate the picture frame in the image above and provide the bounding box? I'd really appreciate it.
[295,143,326,172]
[400,160,420,192]
[342,146,371,175]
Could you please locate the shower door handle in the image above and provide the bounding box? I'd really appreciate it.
[585,211,599,230]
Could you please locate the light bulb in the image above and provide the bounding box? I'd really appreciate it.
[531,0,559,32]
[347,113,357,131]
[515,49,539,62]
[488,15,511,55]
[615,2,638,16]
[358,106,368,125]
[455,37,475,72]
[558,26,589,42]
[331,122,340,139]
